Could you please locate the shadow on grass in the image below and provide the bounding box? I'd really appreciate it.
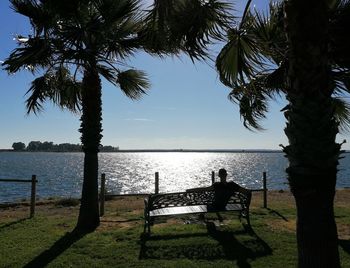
[139,223,272,267]
[0,218,28,230]
[101,218,141,223]
[339,239,350,255]
[23,229,87,268]
[266,208,288,221]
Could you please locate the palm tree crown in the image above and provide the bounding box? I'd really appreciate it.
[4,0,152,111]
[216,0,350,131]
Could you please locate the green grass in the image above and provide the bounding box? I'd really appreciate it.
[54,198,80,207]
[0,196,349,268]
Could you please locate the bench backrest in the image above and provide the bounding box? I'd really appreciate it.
[147,187,251,211]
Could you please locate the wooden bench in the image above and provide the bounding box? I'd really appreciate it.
[144,187,252,234]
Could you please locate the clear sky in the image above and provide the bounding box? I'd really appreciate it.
[0,0,349,150]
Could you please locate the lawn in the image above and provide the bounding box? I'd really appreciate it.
[0,190,349,267]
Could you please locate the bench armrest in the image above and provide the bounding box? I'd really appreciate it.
[236,187,252,206]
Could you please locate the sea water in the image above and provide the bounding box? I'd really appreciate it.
[0,152,349,202]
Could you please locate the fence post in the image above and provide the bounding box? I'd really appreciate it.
[263,172,267,208]
[100,173,106,217]
[30,175,36,218]
[211,171,215,185]
[155,172,159,194]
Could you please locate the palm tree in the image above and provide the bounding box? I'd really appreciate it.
[216,0,350,266]
[3,0,231,232]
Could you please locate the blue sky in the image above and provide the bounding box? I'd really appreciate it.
[0,0,349,150]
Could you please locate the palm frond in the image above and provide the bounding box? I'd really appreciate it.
[93,0,140,26]
[333,97,350,133]
[96,64,117,84]
[216,1,288,131]
[26,67,81,114]
[3,36,52,73]
[172,0,233,59]
[227,72,282,130]
[140,0,175,54]
[216,27,265,87]
[229,84,269,131]
[332,68,350,94]
[216,1,285,88]
[330,0,350,69]
[26,76,47,113]
[250,1,286,64]
[142,0,233,59]
[264,61,287,91]
[117,69,150,100]
[10,0,53,33]
[43,0,83,19]
[102,15,142,60]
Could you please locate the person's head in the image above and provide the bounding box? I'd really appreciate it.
[218,168,227,182]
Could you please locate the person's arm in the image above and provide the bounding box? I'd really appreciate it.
[186,185,214,193]
[228,181,241,191]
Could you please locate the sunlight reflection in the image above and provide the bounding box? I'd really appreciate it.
[98,152,288,195]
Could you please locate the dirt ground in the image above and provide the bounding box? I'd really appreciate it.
[252,189,350,239]
[252,188,350,207]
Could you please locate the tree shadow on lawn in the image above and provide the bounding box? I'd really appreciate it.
[139,223,272,267]
[23,229,87,268]
[0,218,28,230]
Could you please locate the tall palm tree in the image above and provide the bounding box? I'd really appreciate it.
[216,0,350,266]
[3,0,232,232]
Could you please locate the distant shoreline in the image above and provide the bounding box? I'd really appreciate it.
[116,149,284,153]
[0,149,284,153]
[1,149,349,153]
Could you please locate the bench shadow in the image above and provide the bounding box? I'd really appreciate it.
[23,229,87,268]
[139,223,272,267]
[339,239,350,255]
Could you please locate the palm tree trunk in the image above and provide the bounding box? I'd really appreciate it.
[284,0,341,266]
[284,94,341,267]
[76,64,102,232]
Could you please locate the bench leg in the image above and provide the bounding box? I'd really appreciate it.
[216,212,223,222]
[145,215,152,234]
[246,212,251,228]
[143,221,151,236]
[239,210,251,228]
[242,209,251,228]
[144,213,151,235]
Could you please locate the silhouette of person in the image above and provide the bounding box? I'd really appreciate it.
[212,168,240,210]
[187,168,240,210]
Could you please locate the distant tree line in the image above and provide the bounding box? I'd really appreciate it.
[12,141,119,152]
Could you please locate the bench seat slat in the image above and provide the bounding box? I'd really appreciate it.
[149,203,243,217]
[150,205,207,216]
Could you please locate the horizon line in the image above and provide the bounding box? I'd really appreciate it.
[0,148,284,152]
[2,148,349,153]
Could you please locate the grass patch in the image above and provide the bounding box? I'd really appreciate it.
[0,191,349,267]
[54,198,80,207]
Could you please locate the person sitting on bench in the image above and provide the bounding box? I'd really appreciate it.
[187,168,240,210]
